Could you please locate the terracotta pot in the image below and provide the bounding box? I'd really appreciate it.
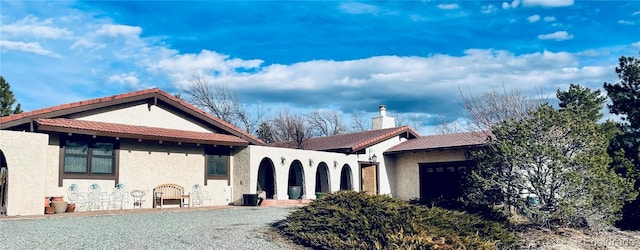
[51,196,64,202]
[44,197,51,207]
[44,206,55,214]
[66,203,76,213]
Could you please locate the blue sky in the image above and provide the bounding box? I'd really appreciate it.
[1,0,639,134]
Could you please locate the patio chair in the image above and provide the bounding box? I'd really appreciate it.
[130,190,145,209]
[67,184,88,211]
[87,183,106,211]
[107,183,128,210]
[191,184,211,206]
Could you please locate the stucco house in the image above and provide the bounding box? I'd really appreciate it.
[0,88,484,216]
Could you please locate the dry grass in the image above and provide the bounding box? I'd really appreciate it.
[518,227,640,250]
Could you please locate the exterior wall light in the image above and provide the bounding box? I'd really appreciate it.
[333,160,338,168]
[369,154,378,163]
[309,158,314,167]
[281,156,286,165]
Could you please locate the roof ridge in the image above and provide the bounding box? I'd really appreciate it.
[0,88,160,124]
[0,87,264,145]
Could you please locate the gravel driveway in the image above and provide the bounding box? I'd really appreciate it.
[0,206,303,249]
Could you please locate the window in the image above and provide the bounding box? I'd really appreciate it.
[205,146,231,183]
[62,137,117,175]
[207,155,229,177]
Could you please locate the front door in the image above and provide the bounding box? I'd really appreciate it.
[360,164,378,194]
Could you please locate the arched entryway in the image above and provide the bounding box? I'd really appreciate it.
[0,150,8,215]
[288,160,305,199]
[340,164,353,191]
[315,162,330,194]
[257,157,276,199]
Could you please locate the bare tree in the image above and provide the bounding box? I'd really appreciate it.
[350,111,370,132]
[433,114,463,135]
[460,87,541,133]
[307,110,348,137]
[183,76,263,134]
[271,109,312,149]
[392,111,407,127]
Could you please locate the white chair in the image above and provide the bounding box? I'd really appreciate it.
[107,183,128,210]
[87,183,105,211]
[130,190,145,209]
[67,184,88,211]
[191,184,211,206]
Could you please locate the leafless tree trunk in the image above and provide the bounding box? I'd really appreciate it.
[459,87,541,134]
[307,110,348,137]
[350,111,370,132]
[271,109,312,149]
[183,76,263,134]
[433,115,463,135]
[392,111,407,127]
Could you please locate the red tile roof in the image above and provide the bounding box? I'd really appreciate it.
[36,118,248,146]
[0,88,264,145]
[268,126,420,152]
[385,131,489,154]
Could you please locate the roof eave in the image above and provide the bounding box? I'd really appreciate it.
[37,124,248,147]
[384,144,486,155]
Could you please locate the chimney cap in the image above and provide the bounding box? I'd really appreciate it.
[379,105,386,109]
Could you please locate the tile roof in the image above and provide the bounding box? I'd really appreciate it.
[0,88,264,145]
[36,118,248,146]
[385,131,489,154]
[268,126,420,152]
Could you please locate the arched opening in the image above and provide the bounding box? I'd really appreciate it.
[315,162,330,194]
[287,160,305,199]
[0,150,8,215]
[340,164,353,191]
[257,157,276,199]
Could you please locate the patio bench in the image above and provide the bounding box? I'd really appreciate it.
[152,183,190,209]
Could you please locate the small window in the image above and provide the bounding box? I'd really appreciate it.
[205,145,231,180]
[207,155,229,177]
[63,137,116,175]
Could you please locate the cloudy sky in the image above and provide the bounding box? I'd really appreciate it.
[1,0,639,134]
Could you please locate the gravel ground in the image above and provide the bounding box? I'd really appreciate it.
[0,206,304,250]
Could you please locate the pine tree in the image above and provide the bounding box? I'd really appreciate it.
[467,85,635,228]
[0,76,23,116]
[603,52,640,229]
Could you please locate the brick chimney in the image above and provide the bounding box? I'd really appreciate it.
[371,105,395,130]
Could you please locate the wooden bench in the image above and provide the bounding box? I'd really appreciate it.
[152,183,190,209]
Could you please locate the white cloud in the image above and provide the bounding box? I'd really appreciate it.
[1,16,72,39]
[537,31,573,41]
[150,50,264,87]
[522,0,573,7]
[159,48,608,106]
[632,41,640,48]
[438,4,459,10]
[502,0,521,9]
[528,15,541,22]
[338,2,379,15]
[481,4,498,14]
[633,11,640,16]
[108,72,140,89]
[543,16,556,22]
[96,24,142,37]
[0,40,58,56]
[618,20,635,25]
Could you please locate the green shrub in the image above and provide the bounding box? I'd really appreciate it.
[274,191,517,249]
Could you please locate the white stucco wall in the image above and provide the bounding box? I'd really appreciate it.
[239,145,361,203]
[76,103,213,133]
[358,135,406,196]
[393,149,469,201]
[41,138,235,209]
[0,130,49,216]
